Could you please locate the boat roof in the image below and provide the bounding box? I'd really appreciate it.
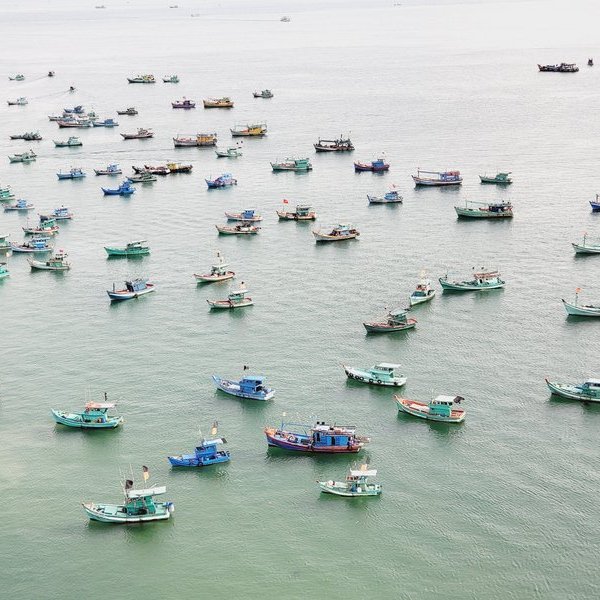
[313,423,356,434]
[127,240,147,245]
[200,438,225,446]
[349,469,377,477]
[85,401,115,409]
[374,363,401,369]
[126,486,166,499]
[241,375,265,382]
[434,395,462,403]
[585,379,600,385]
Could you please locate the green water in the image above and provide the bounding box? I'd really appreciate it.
[1,0,600,598]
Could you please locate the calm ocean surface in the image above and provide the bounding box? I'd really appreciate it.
[1,0,599,598]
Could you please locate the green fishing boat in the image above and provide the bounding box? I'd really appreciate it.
[479,172,512,184]
[104,240,150,257]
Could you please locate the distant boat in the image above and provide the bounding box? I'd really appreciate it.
[194,252,235,283]
[53,136,82,147]
[40,206,73,221]
[0,262,9,279]
[413,169,462,186]
[206,173,237,188]
[439,269,505,291]
[395,394,466,423]
[121,128,153,140]
[271,157,312,172]
[280,16,291,22]
[212,374,275,401]
[207,283,253,308]
[174,133,217,147]
[572,233,600,254]
[318,464,382,497]
[51,395,122,428]
[590,194,600,211]
[29,250,70,270]
[133,164,169,176]
[253,89,273,98]
[454,200,513,218]
[171,98,196,109]
[10,236,52,253]
[343,363,406,387]
[354,158,389,172]
[107,279,155,301]
[314,136,354,152]
[168,425,230,467]
[313,223,359,242]
[23,217,59,236]
[117,107,138,115]
[367,188,402,204]
[0,234,12,252]
[479,172,512,184]
[166,162,192,174]
[8,74,24,81]
[216,223,260,235]
[7,97,27,106]
[104,240,149,257]
[10,131,41,141]
[409,278,435,306]
[363,308,416,333]
[92,118,119,127]
[538,63,578,72]
[277,203,316,220]
[127,171,157,183]
[127,74,155,83]
[4,199,34,211]
[163,75,179,83]
[588,58,594,67]
[57,167,86,180]
[562,290,600,317]
[9,150,36,163]
[215,145,242,157]
[94,164,122,176]
[545,378,600,402]
[203,97,234,108]
[230,123,267,137]
[225,209,262,222]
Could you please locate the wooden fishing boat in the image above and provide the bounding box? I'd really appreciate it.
[318,464,382,497]
[203,97,234,108]
[174,133,217,147]
[127,171,157,183]
[10,236,52,253]
[57,167,86,180]
[207,173,237,188]
[127,74,155,83]
[194,252,235,282]
[367,189,402,204]
[133,164,169,176]
[168,426,230,467]
[313,223,359,241]
[171,98,196,109]
[94,164,122,176]
[545,378,600,402]
[439,269,505,291]
[121,128,153,140]
[4,199,34,211]
[215,145,242,157]
[271,157,312,172]
[40,206,73,221]
[117,107,138,115]
[92,118,119,127]
[562,290,600,316]
[230,123,267,137]
[53,136,82,147]
[413,169,462,186]
[343,363,406,387]
[166,162,192,174]
[395,394,466,423]
[277,202,316,220]
[314,136,354,152]
[23,218,59,236]
[107,279,155,301]
[572,234,600,254]
[83,468,174,524]
[0,263,9,279]
[409,278,435,306]
[7,97,28,106]
[57,118,92,128]
[479,172,512,184]
[104,240,150,257]
[10,131,41,141]
[212,374,274,400]
[354,158,389,172]
[538,63,578,72]
[9,150,36,163]
[225,209,262,222]
[590,195,600,211]
[29,250,70,270]
[265,421,369,454]
[163,75,179,83]
[363,308,416,333]
[207,284,253,309]
[454,200,513,218]
[52,395,121,428]
[253,89,273,98]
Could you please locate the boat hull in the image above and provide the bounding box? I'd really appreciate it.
[363,320,416,333]
[51,410,122,428]
[343,366,406,387]
[562,299,600,316]
[412,177,462,186]
[207,298,253,308]
[83,502,172,523]
[395,398,465,423]
[28,260,70,271]
[107,285,155,301]
[572,243,600,254]
[455,208,513,218]
[439,278,505,291]
[545,379,600,402]
[194,272,235,282]
[168,454,230,467]
[265,432,362,453]
[313,232,359,242]
[104,247,149,256]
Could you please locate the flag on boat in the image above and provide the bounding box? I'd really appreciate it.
[142,466,149,481]
[210,421,218,436]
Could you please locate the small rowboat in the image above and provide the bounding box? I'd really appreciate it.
[363,308,416,333]
[107,279,155,301]
[216,223,260,235]
[572,234,600,254]
[562,291,600,317]
[395,394,466,423]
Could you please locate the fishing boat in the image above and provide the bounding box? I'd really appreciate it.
[0,235,11,251]
[7,97,28,106]
[354,158,389,172]
[265,421,369,453]
[395,394,466,423]
[168,425,230,467]
[203,97,234,108]
[454,200,513,218]
[104,240,150,257]
[194,252,235,282]
[172,98,196,109]
[121,128,153,140]
[277,202,316,220]
[10,131,41,141]
[53,136,82,148]
[271,157,312,172]
[48,71,55,77]
[318,464,382,497]
[63,105,85,114]
[0,188,15,201]
[9,150,36,163]
[230,123,267,137]
[545,378,600,402]
[253,89,273,98]
[127,74,156,83]
[343,363,407,387]
[479,172,512,184]
[127,171,157,183]
[163,75,179,83]
[225,209,262,222]
[313,224,359,242]
[23,218,59,236]
[57,118,92,128]
[206,173,237,188]
[94,164,122,176]
[409,278,435,306]
[166,162,192,174]
[40,206,73,221]
[367,189,402,204]
[216,223,260,234]
[439,269,505,291]
[412,169,462,186]
[173,133,217,147]
[92,118,119,127]
[538,63,579,72]
[9,74,24,81]
[572,234,600,254]
[314,137,354,152]
[363,308,417,333]
[4,199,34,211]
[590,195,600,211]
[212,374,274,400]
[10,236,52,253]
[57,167,86,180]
[0,263,9,279]
[107,279,155,301]
[280,16,291,22]
[562,290,600,317]
[132,164,169,176]
[51,395,121,428]
[29,249,70,270]
[117,107,138,115]
[215,145,242,157]
[207,284,253,309]
[83,468,174,524]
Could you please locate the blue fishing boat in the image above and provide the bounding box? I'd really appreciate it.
[4,198,34,211]
[168,422,230,467]
[212,374,275,400]
[206,173,237,188]
[57,167,86,180]
[63,105,85,114]
[51,394,123,429]
[265,421,369,453]
[107,279,155,301]
[367,188,402,204]
[102,180,135,196]
[590,195,600,211]
[92,118,119,127]
[95,163,122,176]
[354,158,389,172]
[10,236,52,253]
[41,206,73,221]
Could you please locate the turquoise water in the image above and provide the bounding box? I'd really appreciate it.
[1,0,600,598]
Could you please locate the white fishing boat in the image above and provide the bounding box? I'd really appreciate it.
[572,234,600,254]
[562,290,600,316]
[318,464,382,497]
[194,252,235,283]
[409,278,436,306]
[313,224,359,242]
[216,223,260,235]
[207,283,253,309]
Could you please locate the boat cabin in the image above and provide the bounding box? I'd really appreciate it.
[370,363,401,380]
[429,395,463,417]
[312,422,358,447]
[82,401,115,423]
[126,279,148,292]
[239,376,267,395]
[296,205,312,216]
[195,438,227,461]
[125,486,165,515]
[582,380,600,392]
